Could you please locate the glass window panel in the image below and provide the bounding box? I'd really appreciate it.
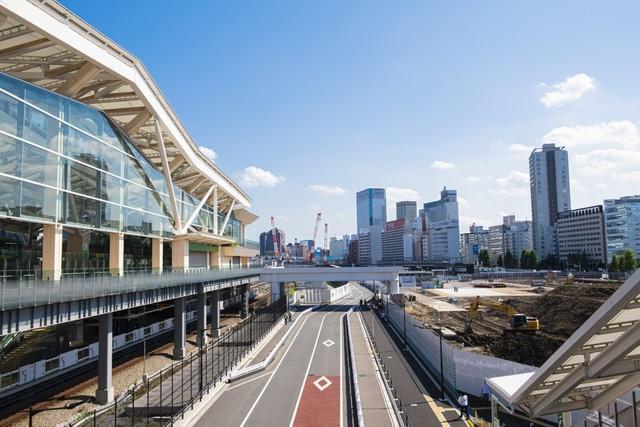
[67,100,102,137]
[0,91,20,136]
[22,144,58,187]
[0,73,25,99]
[124,181,148,211]
[101,174,122,204]
[147,191,164,215]
[101,202,122,230]
[68,161,98,198]
[124,156,147,187]
[0,133,19,176]
[100,114,126,149]
[21,182,57,221]
[64,125,101,167]
[65,192,99,226]
[99,144,122,176]
[0,175,18,217]
[125,208,145,233]
[23,104,59,151]
[25,84,61,116]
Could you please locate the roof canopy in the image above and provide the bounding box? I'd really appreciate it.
[0,0,251,216]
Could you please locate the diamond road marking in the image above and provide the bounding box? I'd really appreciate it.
[322,339,335,348]
[313,376,332,392]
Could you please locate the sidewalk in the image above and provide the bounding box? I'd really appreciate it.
[349,311,395,427]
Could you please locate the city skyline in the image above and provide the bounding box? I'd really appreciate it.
[61,0,640,241]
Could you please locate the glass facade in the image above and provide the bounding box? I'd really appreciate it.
[0,72,243,242]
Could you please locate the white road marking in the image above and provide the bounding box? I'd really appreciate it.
[226,371,272,391]
[323,339,335,348]
[313,376,333,391]
[289,310,334,427]
[239,312,313,427]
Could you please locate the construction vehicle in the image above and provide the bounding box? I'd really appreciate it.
[464,296,540,333]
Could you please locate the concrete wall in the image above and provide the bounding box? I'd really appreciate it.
[296,283,351,304]
[386,299,535,397]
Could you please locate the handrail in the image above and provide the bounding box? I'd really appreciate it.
[344,309,364,426]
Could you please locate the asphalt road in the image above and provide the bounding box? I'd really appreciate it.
[196,285,371,427]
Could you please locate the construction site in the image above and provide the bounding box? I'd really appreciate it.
[403,276,622,367]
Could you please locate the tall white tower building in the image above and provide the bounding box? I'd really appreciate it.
[529,143,571,260]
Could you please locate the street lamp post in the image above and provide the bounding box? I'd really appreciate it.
[438,326,445,401]
[198,328,204,393]
[402,295,407,350]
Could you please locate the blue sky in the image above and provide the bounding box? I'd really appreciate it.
[62,1,640,241]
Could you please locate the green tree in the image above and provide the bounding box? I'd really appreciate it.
[504,250,514,268]
[478,249,490,267]
[580,251,589,271]
[520,250,528,269]
[611,254,619,272]
[497,254,503,267]
[622,249,638,272]
[527,250,538,270]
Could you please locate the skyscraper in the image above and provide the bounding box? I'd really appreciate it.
[356,188,387,232]
[422,187,460,262]
[396,201,417,221]
[604,195,640,262]
[529,143,571,260]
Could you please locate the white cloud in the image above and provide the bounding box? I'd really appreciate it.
[430,160,455,170]
[540,73,595,107]
[496,170,529,188]
[574,148,640,180]
[458,196,469,207]
[306,184,346,195]
[464,176,481,183]
[238,166,285,188]
[386,187,420,204]
[199,145,217,162]
[508,144,534,154]
[543,120,639,149]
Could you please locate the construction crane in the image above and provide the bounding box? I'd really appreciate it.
[308,213,322,262]
[270,216,279,258]
[464,296,540,333]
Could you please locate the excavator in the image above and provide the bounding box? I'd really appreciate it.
[464,296,540,333]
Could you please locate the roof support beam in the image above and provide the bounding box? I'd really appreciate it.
[123,110,152,134]
[0,38,55,59]
[57,62,101,97]
[589,372,640,411]
[212,185,218,235]
[186,176,207,193]
[587,321,640,378]
[530,366,586,417]
[169,155,185,174]
[155,117,182,231]
[219,200,236,236]
[181,185,216,234]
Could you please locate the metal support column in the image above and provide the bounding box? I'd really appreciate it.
[96,312,114,404]
[210,291,220,338]
[241,284,250,319]
[197,287,208,347]
[173,297,187,359]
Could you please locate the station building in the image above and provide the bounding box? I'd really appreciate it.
[0,1,259,280]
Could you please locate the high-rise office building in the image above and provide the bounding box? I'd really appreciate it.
[356,188,387,233]
[422,187,460,262]
[529,143,571,260]
[556,205,607,266]
[604,195,640,262]
[460,224,489,264]
[259,228,285,257]
[396,201,417,221]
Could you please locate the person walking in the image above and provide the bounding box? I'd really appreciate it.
[456,393,470,420]
[481,381,490,400]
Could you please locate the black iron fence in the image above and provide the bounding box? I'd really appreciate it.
[72,297,287,427]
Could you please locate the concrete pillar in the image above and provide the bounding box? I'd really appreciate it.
[390,277,400,295]
[171,239,189,272]
[240,284,250,319]
[173,297,186,359]
[96,312,113,404]
[152,238,163,274]
[109,232,124,277]
[197,289,208,347]
[42,224,63,281]
[210,291,220,337]
[271,282,285,303]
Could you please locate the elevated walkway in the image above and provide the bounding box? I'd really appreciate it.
[0,268,260,335]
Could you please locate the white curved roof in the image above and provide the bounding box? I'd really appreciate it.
[0,0,250,212]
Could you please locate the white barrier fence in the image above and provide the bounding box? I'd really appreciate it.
[296,283,351,304]
[386,298,535,397]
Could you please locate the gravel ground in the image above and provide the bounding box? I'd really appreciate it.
[2,316,241,427]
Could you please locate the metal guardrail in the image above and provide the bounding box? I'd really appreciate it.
[344,309,364,426]
[0,266,262,310]
[70,297,287,427]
